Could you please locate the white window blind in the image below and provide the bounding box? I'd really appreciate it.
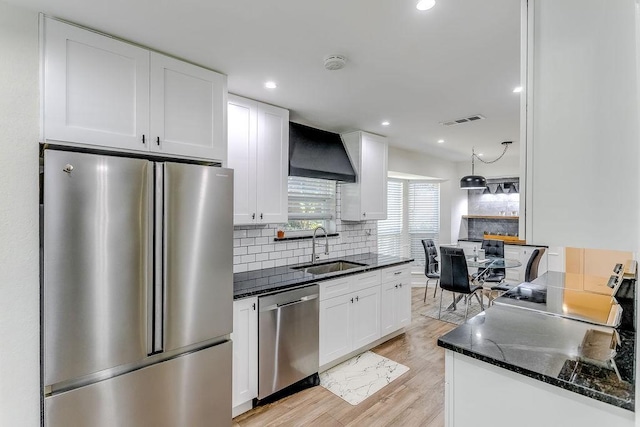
[377,180,403,257]
[286,176,336,232]
[408,181,440,265]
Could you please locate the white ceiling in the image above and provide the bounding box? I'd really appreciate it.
[11,0,522,162]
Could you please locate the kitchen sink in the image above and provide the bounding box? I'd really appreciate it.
[292,260,368,275]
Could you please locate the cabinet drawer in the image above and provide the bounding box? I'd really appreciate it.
[382,265,411,282]
[319,276,352,301]
[350,271,381,293]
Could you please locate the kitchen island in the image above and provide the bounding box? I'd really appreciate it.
[437,272,636,427]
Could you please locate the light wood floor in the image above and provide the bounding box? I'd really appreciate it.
[233,287,455,427]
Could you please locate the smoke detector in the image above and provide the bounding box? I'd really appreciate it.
[324,55,347,71]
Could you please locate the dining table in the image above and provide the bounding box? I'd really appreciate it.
[444,256,522,311]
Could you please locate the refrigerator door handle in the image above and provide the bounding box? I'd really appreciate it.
[146,164,156,356]
[152,163,165,354]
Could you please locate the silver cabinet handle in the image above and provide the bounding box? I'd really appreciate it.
[252,213,255,220]
[260,213,263,220]
[262,294,318,312]
[394,271,402,275]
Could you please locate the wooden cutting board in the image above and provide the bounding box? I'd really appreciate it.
[483,234,526,244]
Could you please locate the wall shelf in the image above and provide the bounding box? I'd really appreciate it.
[463,215,519,220]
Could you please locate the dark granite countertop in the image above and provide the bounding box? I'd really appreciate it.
[233,252,413,299]
[457,238,547,248]
[438,284,636,411]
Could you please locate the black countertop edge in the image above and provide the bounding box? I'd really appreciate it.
[437,339,634,412]
[273,233,339,242]
[233,255,414,300]
[458,238,548,248]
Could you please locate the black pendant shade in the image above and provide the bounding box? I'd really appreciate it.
[460,141,513,190]
[460,175,487,190]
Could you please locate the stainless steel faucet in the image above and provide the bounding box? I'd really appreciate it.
[311,226,329,264]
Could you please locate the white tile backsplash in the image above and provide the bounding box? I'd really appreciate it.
[233,187,378,273]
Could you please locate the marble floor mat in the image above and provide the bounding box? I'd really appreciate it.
[319,351,409,405]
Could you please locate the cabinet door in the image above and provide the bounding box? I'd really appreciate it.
[255,103,289,224]
[43,18,149,151]
[380,282,397,336]
[360,133,387,220]
[150,53,226,160]
[351,286,381,349]
[232,297,258,407]
[504,245,522,283]
[228,96,258,225]
[396,282,412,329]
[319,294,352,366]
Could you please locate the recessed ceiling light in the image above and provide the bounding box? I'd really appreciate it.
[416,0,436,11]
[437,139,444,144]
[478,153,484,157]
[381,121,390,126]
[265,81,277,89]
[513,86,522,93]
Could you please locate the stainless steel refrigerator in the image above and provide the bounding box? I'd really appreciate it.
[42,149,233,426]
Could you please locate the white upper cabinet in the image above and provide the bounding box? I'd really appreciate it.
[43,18,150,151]
[150,53,226,160]
[42,17,226,162]
[227,95,289,226]
[340,131,388,221]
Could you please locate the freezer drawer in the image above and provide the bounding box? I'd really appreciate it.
[45,341,232,427]
[44,150,151,386]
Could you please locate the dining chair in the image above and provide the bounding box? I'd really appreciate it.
[439,247,484,321]
[421,239,440,301]
[524,248,545,282]
[490,248,546,304]
[478,239,505,283]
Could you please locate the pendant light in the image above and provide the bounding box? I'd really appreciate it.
[460,141,513,190]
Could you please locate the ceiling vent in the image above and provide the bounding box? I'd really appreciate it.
[440,114,486,126]
[324,55,347,71]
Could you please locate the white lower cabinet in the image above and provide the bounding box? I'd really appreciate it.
[319,293,353,365]
[380,265,412,336]
[350,286,381,350]
[504,245,522,283]
[319,265,412,367]
[319,284,381,366]
[319,271,382,366]
[231,297,257,412]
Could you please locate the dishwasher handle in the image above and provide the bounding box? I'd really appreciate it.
[261,294,318,312]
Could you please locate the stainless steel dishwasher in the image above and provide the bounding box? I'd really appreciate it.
[258,284,319,400]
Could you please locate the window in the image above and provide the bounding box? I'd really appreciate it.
[408,181,440,265]
[285,176,336,234]
[377,180,403,257]
[378,179,440,266]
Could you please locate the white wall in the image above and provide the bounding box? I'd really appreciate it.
[0,2,40,426]
[388,147,465,244]
[526,0,639,251]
